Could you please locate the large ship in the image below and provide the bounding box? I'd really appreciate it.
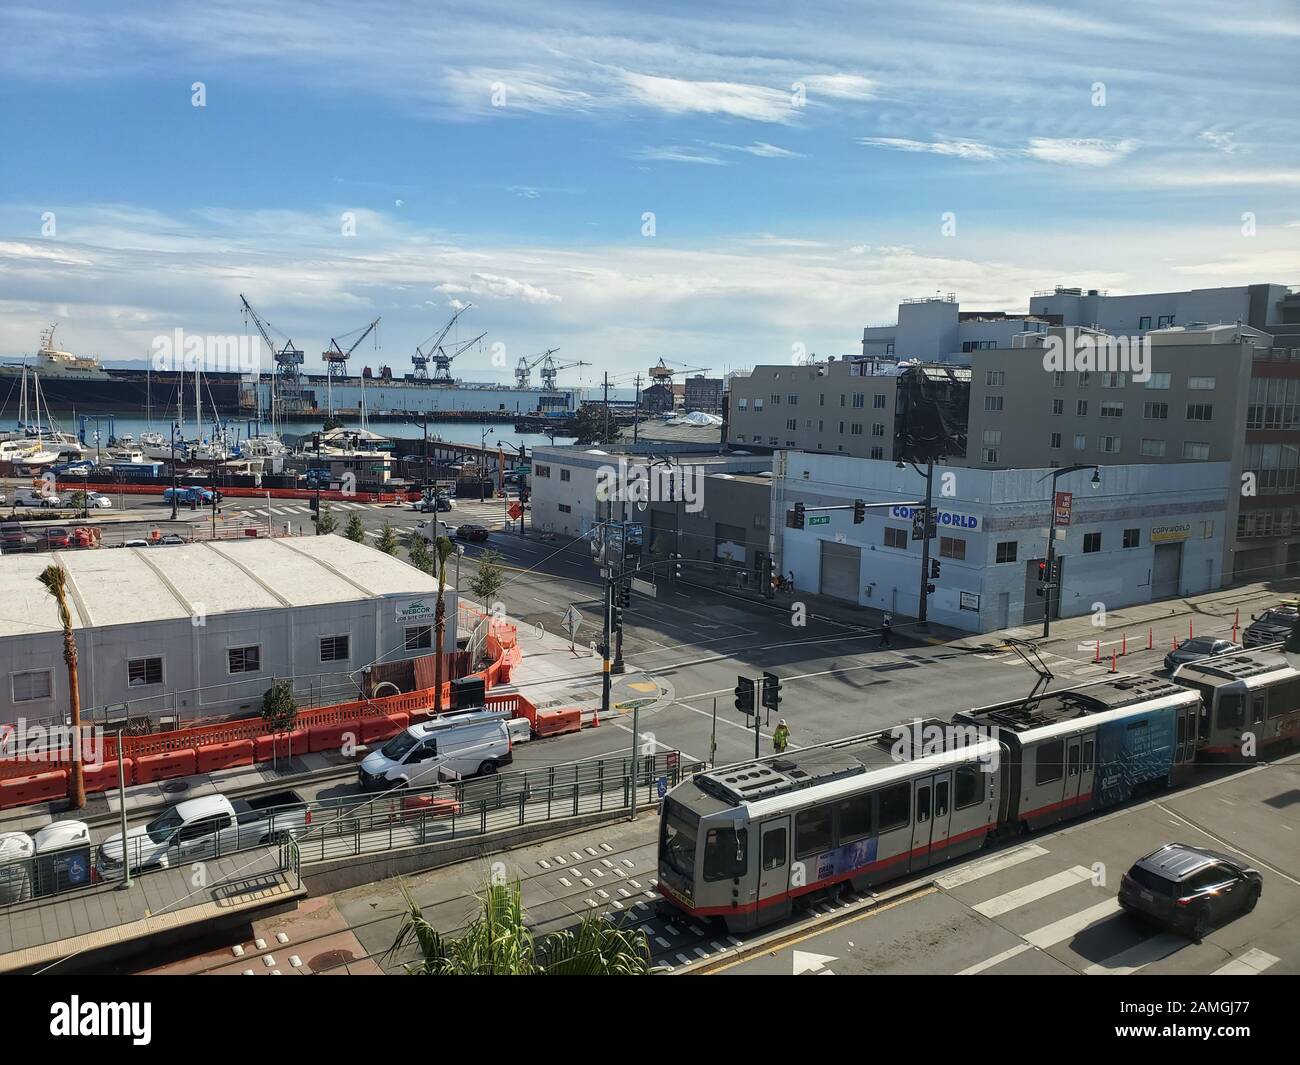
[0,326,583,417]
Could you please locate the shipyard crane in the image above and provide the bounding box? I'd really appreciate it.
[323,317,380,381]
[430,331,487,382]
[539,355,591,391]
[240,295,306,419]
[514,347,560,389]
[648,356,711,385]
[413,304,472,380]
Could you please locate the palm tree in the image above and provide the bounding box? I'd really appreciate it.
[431,535,455,716]
[37,564,85,809]
[386,879,654,975]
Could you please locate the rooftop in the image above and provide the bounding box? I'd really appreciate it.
[0,536,443,638]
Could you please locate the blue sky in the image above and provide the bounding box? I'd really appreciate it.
[0,0,1297,384]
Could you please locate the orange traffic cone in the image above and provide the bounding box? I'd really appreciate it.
[1122,632,1128,656]
[1094,640,1101,663]
[1147,627,1153,650]
[1110,650,1118,673]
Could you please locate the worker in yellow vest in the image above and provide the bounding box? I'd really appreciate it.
[773,720,791,754]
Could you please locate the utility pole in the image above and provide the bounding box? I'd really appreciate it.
[600,569,613,723]
[710,696,717,767]
[422,413,429,496]
[917,461,934,627]
[629,703,639,820]
[632,374,642,447]
[602,372,610,443]
[753,673,761,758]
[169,422,178,521]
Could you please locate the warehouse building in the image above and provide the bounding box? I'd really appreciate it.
[1,536,457,728]
[774,452,1229,633]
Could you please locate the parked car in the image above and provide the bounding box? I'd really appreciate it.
[1164,636,1242,671]
[414,518,458,542]
[41,527,72,549]
[156,533,187,546]
[14,487,61,508]
[455,523,490,542]
[122,538,150,548]
[411,494,455,512]
[1119,843,1262,942]
[85,493,113,509]
[358,711,513,791]
[1243,606,1299,648]
[0,522,28,550]
[96,791,311,878]
[161,486,220,506]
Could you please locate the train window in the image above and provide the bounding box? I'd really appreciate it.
[837,794,872,844]
[877,784,911,833]
[1217,694,1245,731]
[796,806,834,858]
[915,785,931,824]
[935,780,950,818]
[761,827,786,871]
[954,766,981,809]
[1082,740,1094,773]
[702,825,748,882]
[660,802,698,878]
[1250,693,1266,726]
[1176,714,1187,762]
[1269,677,1300,718]
[1067,743,1080,777]
[1035,740,1064,786]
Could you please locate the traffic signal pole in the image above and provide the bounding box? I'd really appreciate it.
[753,672,762,758]
[601,575,613,722]
[917,461,934,627]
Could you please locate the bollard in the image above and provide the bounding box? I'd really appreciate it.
[1147,627,1153,650]
[1110,650,1118,673]
[1094,640,1101,664]
[1189,620,1194,640]
[1233,623,1238,642]
[1122,632,1128,656]
[1235,607,1240,628]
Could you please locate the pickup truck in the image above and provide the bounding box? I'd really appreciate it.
[95,790,310,877]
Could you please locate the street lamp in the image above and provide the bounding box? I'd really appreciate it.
[1039,464,1101,638]
[480,427,494,500]
[898,456,936,626]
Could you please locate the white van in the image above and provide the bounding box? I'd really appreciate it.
[14,487,61,508]
[358,711,512,791]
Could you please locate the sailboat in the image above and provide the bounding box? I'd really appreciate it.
[5,367,60,466]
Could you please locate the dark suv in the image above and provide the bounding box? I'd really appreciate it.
[1119,844,1262,942]
[1243,606,1298,648]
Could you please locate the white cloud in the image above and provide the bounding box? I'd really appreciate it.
[858,137,1001,160]
[1199,130,1239,154]
[801,73,877,100]
[634,146,728,166]
[620,72,795,123]
[1024,138,1137,167]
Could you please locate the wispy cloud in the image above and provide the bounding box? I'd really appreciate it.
[858,137,1001,160]
[1199,130,1240,154]
[620,72,796,123]
[1024,138,1138,167]
[634,145,728,166]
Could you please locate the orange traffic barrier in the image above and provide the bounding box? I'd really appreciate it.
[1148,627,1153,650]
[535,707,582,737]
[0,770,70,810]
[361,713,410,745]
[195,739,255,774]
[308,720,360,754]
[254,730,306,762]
[83,758,133,794]
[400,793,460,821]
[1110,651,1118,674]
[135,749,197,784]
[1094,640,1101,664]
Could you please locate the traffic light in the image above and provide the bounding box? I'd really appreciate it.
[673,553,683,580]
[792,502,805,529]
[734,676,756,715]
[1036,559,1048,597]
[926,583,936,594]
[761,672,781,711]
[930,559,940,579]
[853,499,865,524]
[617,584,631,609]
[611,603,623,631]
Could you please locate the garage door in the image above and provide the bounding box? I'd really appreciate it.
[819,540,861,602]
[650,511,678,559]
[1152,542,1182,600]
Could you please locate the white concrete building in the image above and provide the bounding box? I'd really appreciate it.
[861,294,1051,361]
[773,452,1230,633]
[1028,284,1294,337]
[1,536,457,726]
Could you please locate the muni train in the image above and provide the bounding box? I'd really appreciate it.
[1171,648,1300,755]
[658,673,1231,934]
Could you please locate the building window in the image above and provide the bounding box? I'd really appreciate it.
[1073,434,1087,451]
[1139,316,1152,330]
[851,423,863,435]
[870,446,884,459]
[995,541,1018,564]
[884,527,908,549]
[1049,432,1062,450]
[786,440,796,447]
[1083,532,1102,553]
[320,635,351,662]
[1099,435,1122,454]
[1201,520,1214,539]
[128,657,163,687]
[871,423,885,437]
[534,464,551,478]
[839,394,845,407]
[985,370,1005,387]
[1100,401,1124,418]
[984,395,1004,412]
[11,669,53,702]
[770,394,781,405]
[1101,372,1124,388]
[737,398,748,411]
[227,646,261,674]
[940,536,966,560]
[852,393,865,408]
[754,399,763,411]
[1188,376,1216,390]
[1144,373,1171,390]
[838,421,845,434]
[405,626,433,651]
[769,436,779,445]
[1143,402,1168,420]
[1076,400,1088,417]
[1052,371,1065,387]
[1158,314,1174,328]
[1122,528,1140,549]
[787,394,798,405]
[1183,441,1211,460]
[1185,403,1213,422]
[1078,372,1091,387]
[558,504,572,514]
[873,393,887,408]
[786,418,798,431]
[819,394,825,406]
[1140,438,1167,457]
[558,469,571,483]
[981,429,1000,464]
[1051,399,1064,416]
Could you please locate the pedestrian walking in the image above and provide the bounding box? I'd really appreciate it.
[773,719,791,754]
[879,613,893,648]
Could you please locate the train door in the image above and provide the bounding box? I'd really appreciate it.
[909,775,941,870]
[1078,732,1096,805]
[756,817,791,921]
[929,772,953,859]
[1172,703,1197,783]
[1063,735,1084,810]
[1249,690,1268,747]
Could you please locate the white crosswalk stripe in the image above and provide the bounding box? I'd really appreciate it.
[936,844,1048,890]
[973,866,1093,918]
[1212,948,1280,975]
[1022,898,1121,949]
[956,944,1033,975]
[1083,933,1184,976]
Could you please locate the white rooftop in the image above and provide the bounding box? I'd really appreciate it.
[0,536,444,638]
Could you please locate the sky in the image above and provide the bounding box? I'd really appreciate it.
[0,0,1297,388]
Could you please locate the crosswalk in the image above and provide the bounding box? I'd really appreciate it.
[943,842,1282,976]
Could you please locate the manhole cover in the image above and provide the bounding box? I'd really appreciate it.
[161,780,190,795]
[308,948,355,971]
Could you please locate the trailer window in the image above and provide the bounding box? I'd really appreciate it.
[1217,694,1245,730]
[1035,740,1064,785]
[837,794,872,843]
[877,783,910,833]
[796,806,833,858]
[703,826,748,882]
[660,801,698,878]
[954,766,981,809]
